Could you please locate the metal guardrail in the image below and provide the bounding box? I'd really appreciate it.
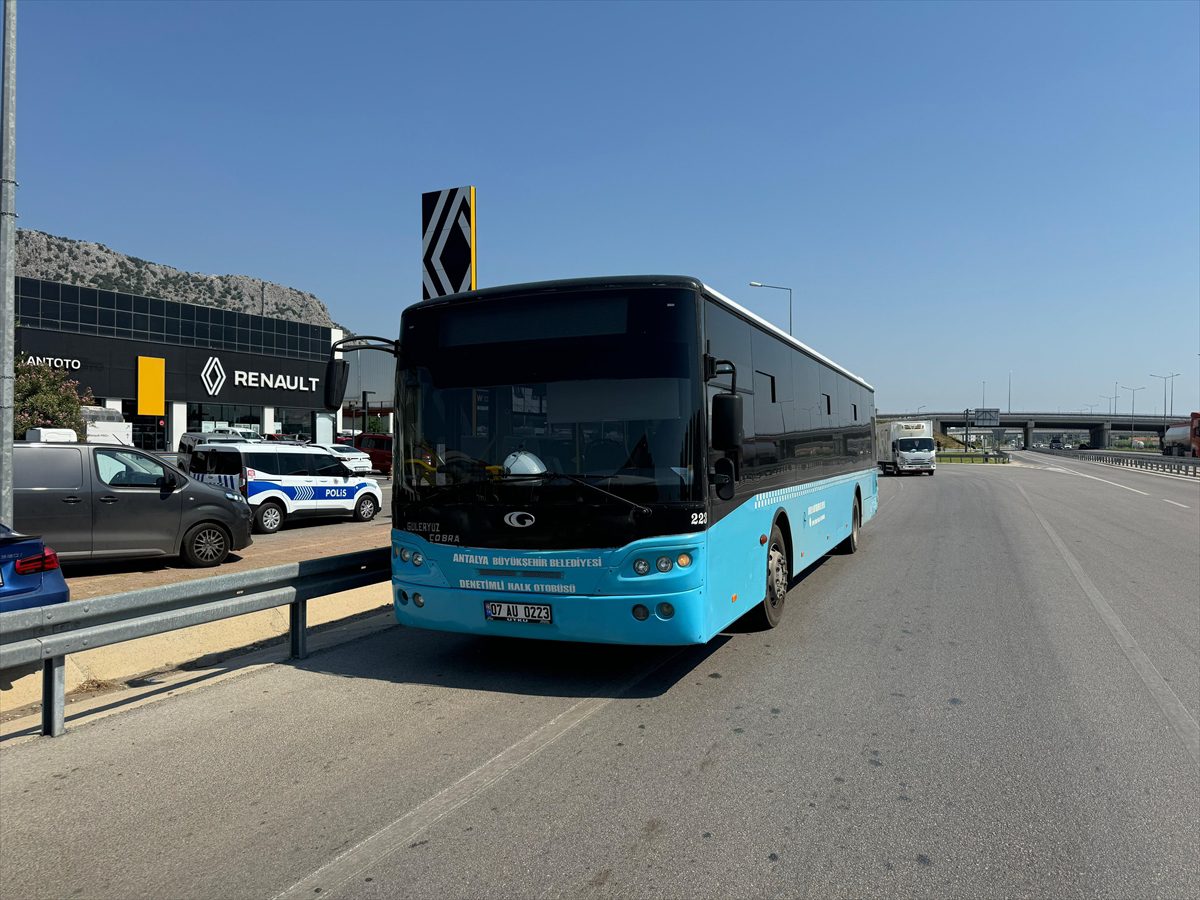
[0,547,391,737]
[1031,448,1200,477]
[936,450,1010,464]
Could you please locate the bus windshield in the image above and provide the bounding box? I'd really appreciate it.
[397,288,702,505]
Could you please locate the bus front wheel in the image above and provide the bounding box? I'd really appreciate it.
[748,523,788,630]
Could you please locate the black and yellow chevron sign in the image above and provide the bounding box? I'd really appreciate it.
[422,186,476,300]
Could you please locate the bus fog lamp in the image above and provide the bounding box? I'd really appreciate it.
[656,602,675,619]
[632,604,650,621]
[399,548,411,562]
[412,592,425,608]
[633,559,650,576]
[411,552,424,567]
[398,590,409,605]
[656,556,673,573]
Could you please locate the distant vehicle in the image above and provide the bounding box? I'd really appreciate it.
[210,427,263,442]
[0,523,70,613]
[79,405,133,445]
[1076,442,1090,450]
[875,420,936,475]
[176,431,242,472]
[1162,413,1200,457]
[310,443,373,474]
[188,443,382,534]
[353,432,393,475]
[1049,438,1063,450]
[12,442,252,567]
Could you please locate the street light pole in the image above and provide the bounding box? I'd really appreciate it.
[748,282,794,337]
[1120,384,1144,448]
[1100,394,1116,416]
[1008,370,1011,413]
[0,0,17,526]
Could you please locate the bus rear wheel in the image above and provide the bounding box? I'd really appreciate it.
[747,524,788,630]
[838,497,861,555]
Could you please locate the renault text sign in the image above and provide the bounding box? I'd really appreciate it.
[200,354,320,396]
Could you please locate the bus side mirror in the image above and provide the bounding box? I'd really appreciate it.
[712,393,743,452]
[323,359,350,412]
[712,457,736,501]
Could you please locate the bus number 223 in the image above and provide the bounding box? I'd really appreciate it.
[691,513,707,525]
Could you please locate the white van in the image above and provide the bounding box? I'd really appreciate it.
[188,442,383,534]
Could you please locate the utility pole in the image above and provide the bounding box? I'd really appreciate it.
[0,0,17,526]
[1121,384,1144,448]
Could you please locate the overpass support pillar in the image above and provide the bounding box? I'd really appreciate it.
[1091,423,1110,449]
[1024,422,1034,450]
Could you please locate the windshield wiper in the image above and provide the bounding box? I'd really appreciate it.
[497,471,652,516]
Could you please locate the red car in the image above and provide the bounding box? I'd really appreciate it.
[353,433,392,476]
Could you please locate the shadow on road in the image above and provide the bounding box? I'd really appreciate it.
[292,622,731,701]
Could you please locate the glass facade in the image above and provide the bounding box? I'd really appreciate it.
[16,277,331,363]
[186,403,264,434]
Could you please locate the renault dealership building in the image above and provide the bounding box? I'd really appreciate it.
[16,276,342,450]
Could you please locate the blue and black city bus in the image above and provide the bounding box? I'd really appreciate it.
[326,276,877,644]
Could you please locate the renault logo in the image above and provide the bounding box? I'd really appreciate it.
[503,511,535,528]
[201,356,227,396]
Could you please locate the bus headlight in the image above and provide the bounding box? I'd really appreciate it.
[412,592,425,607]
[633,559,650,576]
[411,552,424,567]
[399,548,411,562]
[676,553,693,568]
[656,556,673,573]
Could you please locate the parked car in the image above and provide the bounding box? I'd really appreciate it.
[310,443,373,475]
[264,433,308,443]
[188,443,383,534]
[12,442,252,567]
[353,432,393,476]
[176,431,242,472]
[0,523,70,613]
[210,427,263,442]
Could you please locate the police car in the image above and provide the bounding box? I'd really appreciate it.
[188,443,383,534]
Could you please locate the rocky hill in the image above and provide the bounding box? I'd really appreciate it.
[16,229,340,329]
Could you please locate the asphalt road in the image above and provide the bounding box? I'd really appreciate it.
[1,459,1196,899]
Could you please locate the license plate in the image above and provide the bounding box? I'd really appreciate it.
[483,601,552,624]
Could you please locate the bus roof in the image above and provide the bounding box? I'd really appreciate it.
[414,275,874,392]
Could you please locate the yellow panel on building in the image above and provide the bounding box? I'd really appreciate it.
[137,356,166,416]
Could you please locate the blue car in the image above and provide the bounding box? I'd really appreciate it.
[0,523,70,613]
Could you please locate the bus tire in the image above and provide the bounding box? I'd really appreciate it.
[838,497,861,555]
[254,501,285,534]
[747,524,788,630]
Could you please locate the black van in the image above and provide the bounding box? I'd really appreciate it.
[12,442,253,567]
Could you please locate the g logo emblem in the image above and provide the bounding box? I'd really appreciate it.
[503,511,535,528]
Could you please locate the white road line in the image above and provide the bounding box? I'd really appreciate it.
[1055,466,1150,496]
[273,654,682,900]
[1016,482,1199,765]
[1162,499,1190,509]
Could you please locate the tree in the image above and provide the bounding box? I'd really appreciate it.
[367,415,386,434]
[12,359,95,439]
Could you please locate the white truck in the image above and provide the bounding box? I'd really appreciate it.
[876,420,936,475]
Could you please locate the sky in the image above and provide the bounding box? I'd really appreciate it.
[14,0,1200,416]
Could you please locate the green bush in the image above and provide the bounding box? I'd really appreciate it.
[12,359,94,439]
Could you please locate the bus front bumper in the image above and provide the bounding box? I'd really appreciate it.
[392,583,708,645]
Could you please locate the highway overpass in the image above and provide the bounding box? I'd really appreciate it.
[881,411,1179,448]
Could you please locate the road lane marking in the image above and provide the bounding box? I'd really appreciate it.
[1162,499,1190,509]
[1016,483,1199,765]
[272,653,683,900]
[1055,466,1150,496]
